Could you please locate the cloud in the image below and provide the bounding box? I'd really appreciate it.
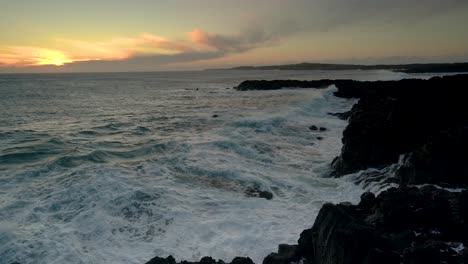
[0,51,225,73]
[0,33,196,68]
[141,34,192,53]
[0,28,279,70]
[264,0,468,33]
[320,53,468,65]
[59,51,225,72]
[56,38,143,61]
[188,28,279,53]
[0,31,235,72]
[0,46,79,66]
[1,0,467,72]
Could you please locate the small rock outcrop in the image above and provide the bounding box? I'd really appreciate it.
[145,256,255,264]
[245,187,274,200]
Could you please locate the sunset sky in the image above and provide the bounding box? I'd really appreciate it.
[1,0,468,73]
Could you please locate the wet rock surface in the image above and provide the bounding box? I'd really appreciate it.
[331,74,468,181]
[263,186,467,264]
[327,111,351,120]
[245,187,274,200]
[145,256,254,264]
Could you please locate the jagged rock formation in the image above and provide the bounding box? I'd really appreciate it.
[264,186,467,264]
[330,74,468,184]
[234,79,370,92]
[145,256,255,264]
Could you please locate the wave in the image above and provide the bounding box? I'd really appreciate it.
[0,74,375,264]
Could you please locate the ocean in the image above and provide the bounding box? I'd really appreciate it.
[0,70,441,264]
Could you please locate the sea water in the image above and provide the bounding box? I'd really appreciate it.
[0,70,442,264]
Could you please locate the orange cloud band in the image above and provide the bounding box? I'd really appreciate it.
[0,30,262,68]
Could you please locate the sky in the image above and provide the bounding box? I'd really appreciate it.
[1,0,468,73]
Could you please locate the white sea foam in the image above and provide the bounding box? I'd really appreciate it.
[447,242,465,254]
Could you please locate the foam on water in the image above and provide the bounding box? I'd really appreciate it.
[0,70,442,264]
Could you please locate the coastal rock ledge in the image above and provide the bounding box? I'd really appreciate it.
[143,75,468,264]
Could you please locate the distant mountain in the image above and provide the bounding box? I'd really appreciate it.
[207,62,468,73]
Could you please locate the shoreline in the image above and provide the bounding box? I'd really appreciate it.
[206,62,468,74]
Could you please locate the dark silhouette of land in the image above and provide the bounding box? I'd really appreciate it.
[208,62,468,73]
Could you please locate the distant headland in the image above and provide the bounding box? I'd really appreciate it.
[207,62,468,73]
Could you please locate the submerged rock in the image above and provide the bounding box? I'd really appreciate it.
[309,126,327,132]
[309,125,318,131]
[245,187,273,200]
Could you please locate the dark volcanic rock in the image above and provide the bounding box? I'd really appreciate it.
[309,126,327,133]
[309,125,318,131]
[145,256,251,264]
[263,245,300,264]
[234,80,338,91]
[402,240,460,264]
[269,186,467,264]
[245,187,273,200]
[146,256,177,264]
[299,203,377,264]
[234,79,388,95]
[332,74,468,179]
[198,257,217,264]
[396,127,468,185]
[328,111,351,120]
[358,192,376,210]
[230,257,254,264]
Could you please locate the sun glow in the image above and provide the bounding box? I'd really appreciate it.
[32,49,74,66]
[0,46,79,67]
[0,30,248,68]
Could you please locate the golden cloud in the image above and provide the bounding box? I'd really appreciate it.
[0,46,79,66]
[0,29,269,68]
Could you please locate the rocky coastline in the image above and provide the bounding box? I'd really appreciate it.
[145,75,468,264]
